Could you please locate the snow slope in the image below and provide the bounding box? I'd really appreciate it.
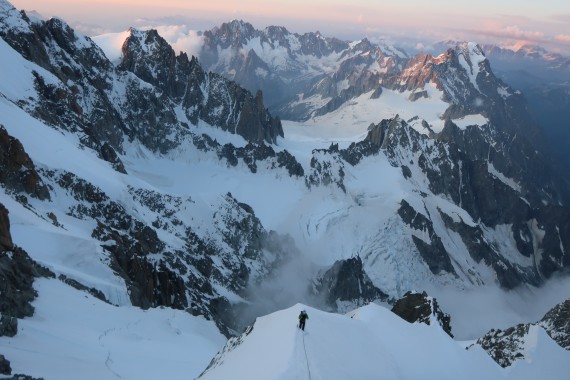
[199,303,570,380]
[0,278,226,380]
[282,84,488,142]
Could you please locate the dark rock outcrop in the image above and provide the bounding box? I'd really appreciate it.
[0,202,13,252]
[99,142,127,174]
[539,299,570,350]
[391,291,453,337]
[0,354,11,375]
[0,203,53,337]
[398,200,455,276]
[216,141,304,177]
[2,374,44,380]
[314,256,388,312]
[475,324,532,367]
[0,126,50,200]
[306,144,346,192]
[58,274,110,304]
[474,298,570,367]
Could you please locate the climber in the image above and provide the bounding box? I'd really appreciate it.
[298,310,309,331]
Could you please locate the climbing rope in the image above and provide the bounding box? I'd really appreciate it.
[302,332,313,380]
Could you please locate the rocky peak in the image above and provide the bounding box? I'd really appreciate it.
[0,0,33,35]
[391,291,453,337]
[119,28,283,144]
[474,298,570,367]
[539,299,570,349]
[386,44,484,98]
[455,42,486,73]
[297,30,348,58]
[383,42,530,124]
[204,19,257,50]
[313,256,388,312]
[119,27,179,96]
[350,37,374,53]
[42,16,113,80]
[262,25,291,48]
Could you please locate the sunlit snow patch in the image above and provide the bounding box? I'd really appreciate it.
[452,114,489,129]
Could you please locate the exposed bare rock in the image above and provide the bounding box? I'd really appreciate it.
[391,291,453,337]
[0,126,50,200]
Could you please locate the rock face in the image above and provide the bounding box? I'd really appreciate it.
[475,324,534,367]
[391,291,453,337]
[48,167,292,335]
[397,199,456,276]
[539,299,570,350]
[306,144,347,192]
[0,126,50,200]
[0,202,13,252]
[314,256,388,312]
[120,29,283,144]
[0,203,53,338]
[0,354,11,375]
[299,113,570,290]
[473,298,570,367]
[0,3,282,157]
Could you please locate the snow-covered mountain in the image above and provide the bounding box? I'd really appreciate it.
[1,0,570,378]
[477,43,570,168]
[95,20,409,119]
[480,43,570,73]
[473,299,570,368]
[199,301,570,380]
[431,40,570,167]
[197,20,408,114]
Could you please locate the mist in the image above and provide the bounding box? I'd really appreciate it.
[427,273,570,340]
[234,233,327,331]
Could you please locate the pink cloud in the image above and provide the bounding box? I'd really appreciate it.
[478,25,545,42]
[554,34,570,44]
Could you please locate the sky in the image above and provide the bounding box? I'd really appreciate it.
[9,0,570,52]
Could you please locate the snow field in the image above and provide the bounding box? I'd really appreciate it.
[0,278,226,380]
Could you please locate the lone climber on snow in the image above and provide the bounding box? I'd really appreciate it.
[298,310,309,331]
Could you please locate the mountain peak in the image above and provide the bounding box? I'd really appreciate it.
[0,0,33,34]
[206,19,257,49]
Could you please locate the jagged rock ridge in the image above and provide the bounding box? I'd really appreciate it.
[473,298,570,367]
[197,20,408,118]
[0,4,282,154]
